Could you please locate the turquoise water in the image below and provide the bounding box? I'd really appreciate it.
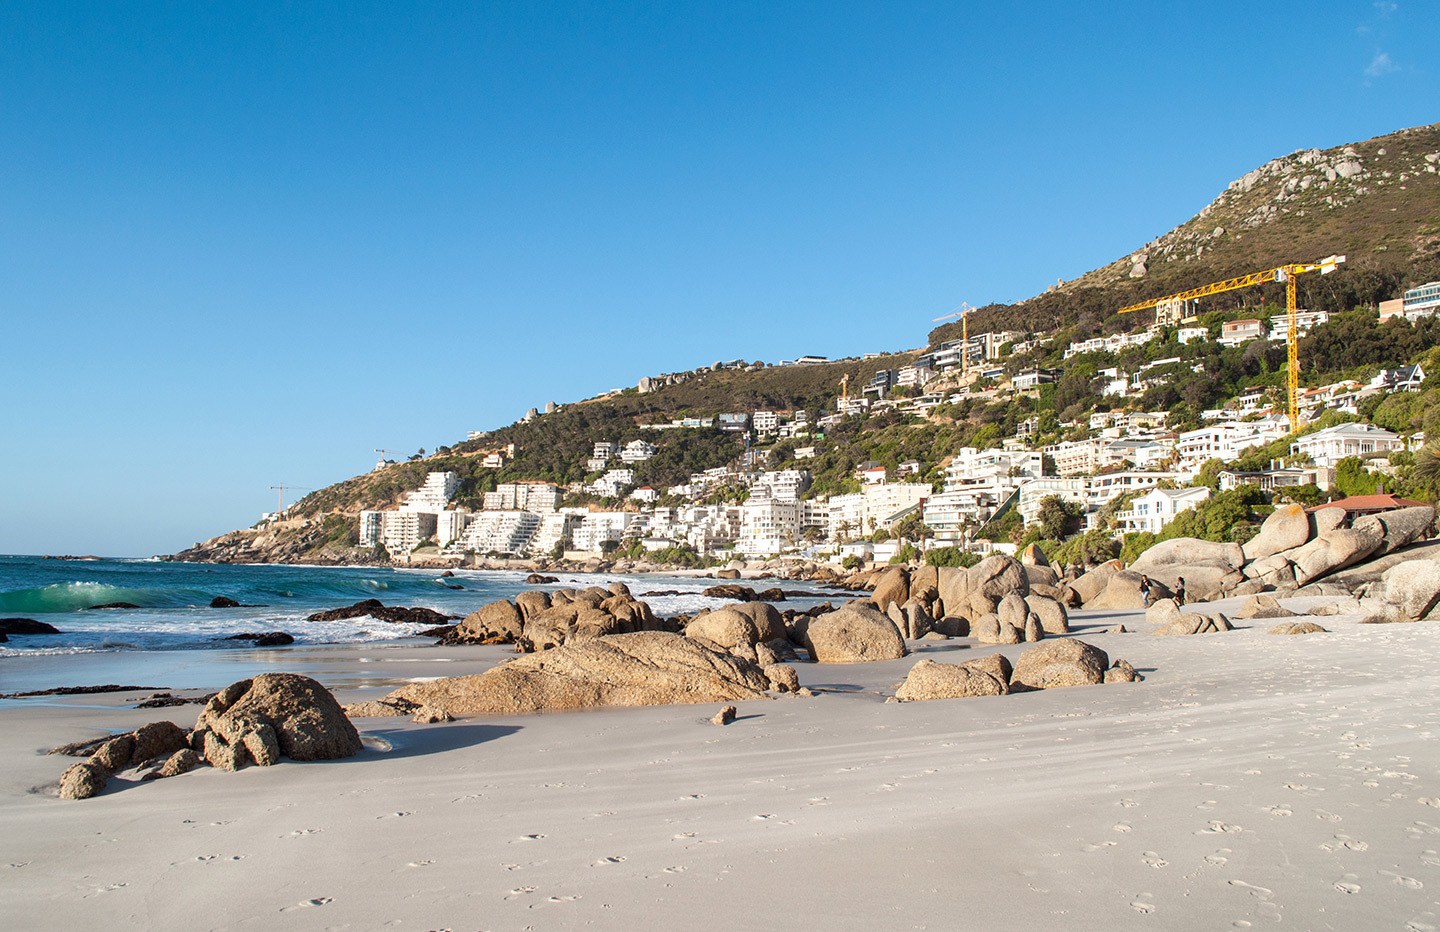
[0,555,752,656]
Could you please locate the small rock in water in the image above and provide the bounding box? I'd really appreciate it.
[711,705,737,726]
[209,596,241,608]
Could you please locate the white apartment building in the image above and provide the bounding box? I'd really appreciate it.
[379,510,438,555]
[895,363,933,389]
[828,493,867,542]
[1017,472,1179,530]
[358,510,384,548]
[1175,421,1288,472]
[751,411,782,434]
[1063,330,1157,359]
[1116,486,1211,534]
[589,469,635,498]
[483,481,561,513]
[451,511,540,555]
[750,469,811,502]
[620,440,658,463]
[435,510,470,548]
[1291,422,1404,468]
[530,512,579,556]
[865,482,930,526]
[736,500,803,556]
[571,512,635,552]
[1266,309,1328,340]
[402,471,459,512]
[630,486,660,503]
[1218,319,1265,347]
[592,441,619,460]
[1177,326,1209,345]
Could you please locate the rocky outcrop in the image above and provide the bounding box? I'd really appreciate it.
[306,599,453,626]
[55,720,190,800]
[0,617,61,635]
[373,632,771,715]
[1011,639,1111,690]
[803,604,908,663]
[1131,538,1243,574]
[1151,613,1233,636]
[1024,595,1069,635]
[1378,559,1440,620]
[869,566,910,613]
[895,654,1012,701]
[685,608,762,652]
[1242,504,1312,562]
[193,673,361,770]
[1234,595,1296,619]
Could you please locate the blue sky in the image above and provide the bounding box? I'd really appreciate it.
[2,1,1436,556]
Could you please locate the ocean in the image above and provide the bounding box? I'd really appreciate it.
[0,555,806,695]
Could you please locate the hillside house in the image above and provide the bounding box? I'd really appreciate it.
[1117,486,1212,535]
[1291,423,1404,468]
[1218,319,1265,347]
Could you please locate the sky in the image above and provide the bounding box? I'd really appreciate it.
[2,1,1437,557]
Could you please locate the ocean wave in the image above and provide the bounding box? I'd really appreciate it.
[0,581,215,614]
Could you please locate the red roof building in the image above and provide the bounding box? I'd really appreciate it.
[1308,494,1426,516]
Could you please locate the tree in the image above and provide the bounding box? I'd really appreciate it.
[1034,495,1082,540]
[1334,457,1383,498]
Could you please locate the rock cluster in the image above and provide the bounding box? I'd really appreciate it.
[895,639,1139,702]
[443,583,669,650]
[307,599,454,626]
[192,673,362,771]
[56,721,190,799]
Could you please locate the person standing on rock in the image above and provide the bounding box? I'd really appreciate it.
[1174,577,1186,606]
[1139,575,1153,607]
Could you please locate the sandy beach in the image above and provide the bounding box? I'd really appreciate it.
[4,596,1440,929]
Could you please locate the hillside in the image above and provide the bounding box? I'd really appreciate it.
[172,122,1440,566]
[932,122,1440,347]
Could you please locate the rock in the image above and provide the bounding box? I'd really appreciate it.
[1269,621,1328,635]
[1356,506,1437,556]
[194,673,361,769]
[1024,595,1069,635]
[209,596,241,608]
[885,601,907,632]
[996,592,1028,629]
[901,599,933,639]
[715,568,742,580]
[153,748,201,779]
[1146,598,1183,626]
[59,761,109,800]
[1291,527,1383,586]
[91,735,137,772]
[711,705,737,726]
[869,566,911,612]
[241,724,281,767]
[376,632,771,715]
[703,584,759,601]
[935,566,970,618]
[685,608,762,650]
[1234,595,1296,619]
[514,590,552,620]
[1011,639,1109,690]
[411,705,453,724]
[969,613,1000,643]
[458,600,524,642]
[1151,614,1233,636]
[911,565,939,600]
[525,573,559,584]
[1088,571,1159,610]
[307,599,452,626]
[1071,561,1122,604]
[1104,659,1142,683]
[1311,506,1348,537]
[894,654,1012,701]
[1019,543,1051,567]
[85,602,140,610]
[1108,625,1128,634]
[1242,503,1312,562]
[967,555,1029,603]
[130,721,189,763]
[803,604,908,663]
[1023,564,1060,588]
[1023,614,1044,642]
[0,617,61,635]
[764,663,800,693]
[1132,538,1243,572]
[1380,559,1440,620]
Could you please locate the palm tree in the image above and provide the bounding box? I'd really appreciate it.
[1412,443,1440,490]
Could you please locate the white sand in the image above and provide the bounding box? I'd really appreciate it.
[4,598,1440,929]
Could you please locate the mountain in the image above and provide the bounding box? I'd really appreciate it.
[932,122,1440,347]
[172,123,1440,565]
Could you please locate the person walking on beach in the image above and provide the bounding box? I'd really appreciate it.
[1139,575,1152,607]
[1174,577,1186,606]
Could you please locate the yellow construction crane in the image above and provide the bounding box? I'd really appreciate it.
[839,373,850,407]
[932,302,976,376]
[1119,255,1346,432]
[268,483,312,518]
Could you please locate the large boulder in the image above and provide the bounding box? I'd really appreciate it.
[1023,564,1060,588]
[1234,595,1296,619]
[1269,621,1328,635]
[870,566,911,613]
[967,555,1029,603]
[935,566,970,618]
[1131,564,1237,602]
[1290,527,1384,586]
[376,632,770,715]
[910,565,939,600]
[1355,506,1437,557]
[1151,613,1233,636]
[521,603,581,651]
[1024,595,1070,635]
[724,602,787,642]
[1145,598,1183,626]
[514,590,552,620]
[1311,506,1348,537]
[193,673,361,770]
[1019,543,1051,568]
[458,600,523,642]
[54,720,190,800]
[895,654,1012,701]
[685,608,762,650]
[1087,571,1172,610]
[1011,639,1110,690]
[1380,559,1440,620]
[1131,538,1243,573]
[1242,504,1313,562]
[900,599,933,639]
[803,604,908,663]
[1071,560,1122,604]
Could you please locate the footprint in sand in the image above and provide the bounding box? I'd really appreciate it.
[1113,822,1133,833]
[376,812,411,820]
[1421,851,1440,868]
[1197,800,1218,811]
[283,829,321,838]
[672,832,697,841]
[1420,798,1440,808]
[1119,798,1140,808]
[1130,893,1156,914]
[1200,821,1244,835]
[280,898,332,911]
[1381,870,1424,889]
[83,883,128,897]
[592,856,626,866]
[511,834,547,843]
[1205,852,1230,867]
[505,886,537,899]
[1228,880,1273,899]
[1406,918,1438,932]
[406,860,434,868]
[1333,873,1362,894]
[806,797,830,807]
[1314,809,1342,823]
[1083,842,1118,853]
[1321,835,1369,852]
[1264,806,1293,817]
[1141,852,1169,868]
[678,794,705,801]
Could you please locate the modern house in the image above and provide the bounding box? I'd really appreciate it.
[1116,486,1212,535]
[1291,423,1404,468]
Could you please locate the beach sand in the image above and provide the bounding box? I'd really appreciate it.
[4,597,1440,929]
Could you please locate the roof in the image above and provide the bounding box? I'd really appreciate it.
[1308,494,1425,513]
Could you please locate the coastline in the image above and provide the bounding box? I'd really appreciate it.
[5,595,1440,927]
